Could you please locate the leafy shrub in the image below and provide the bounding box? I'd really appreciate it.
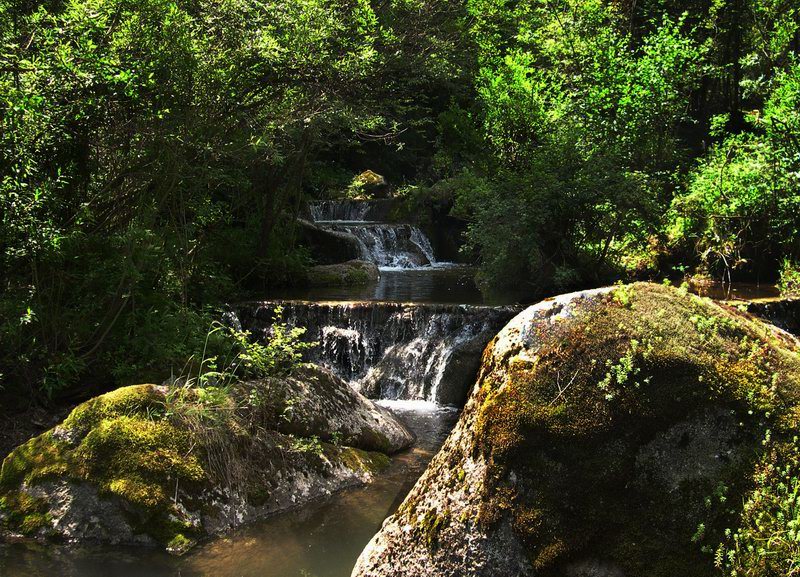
[779,260,800,298]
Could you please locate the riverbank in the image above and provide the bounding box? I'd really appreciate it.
[0,402,458,577]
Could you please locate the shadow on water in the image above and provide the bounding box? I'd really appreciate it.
[263,265,516,306]
[0,403,459,577]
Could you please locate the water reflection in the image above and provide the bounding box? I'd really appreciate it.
[265,265,500,305]
[689,281,780,302]
[0,403,459,577]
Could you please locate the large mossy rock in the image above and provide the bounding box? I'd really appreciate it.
[0,365,412,554]
[353,283,800,577]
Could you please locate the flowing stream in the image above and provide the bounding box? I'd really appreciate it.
[0,200,518,577]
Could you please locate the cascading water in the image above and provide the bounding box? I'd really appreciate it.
[310,200,372,222]
[233,301,519,405]
[308,199,441,270]
[326,223,437,269]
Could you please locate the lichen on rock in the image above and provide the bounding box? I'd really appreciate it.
[0,365,412,554]
[352,283,800,577]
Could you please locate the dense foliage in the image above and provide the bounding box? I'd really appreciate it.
[0,0,465,401]
[439,0,800,297]
[1,0,799,401]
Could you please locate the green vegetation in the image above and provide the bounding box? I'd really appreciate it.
[471,283,800,576]
[440,1,800,299]
[1,0,799,402]
[0,336,392,550]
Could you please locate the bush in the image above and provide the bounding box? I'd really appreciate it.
[779,260,800,298]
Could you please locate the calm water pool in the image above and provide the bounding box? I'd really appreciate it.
[263,265,494,305]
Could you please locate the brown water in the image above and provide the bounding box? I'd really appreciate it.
[689,281,781,302]
[0,402,459,577]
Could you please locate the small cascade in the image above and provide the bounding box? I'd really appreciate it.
[326,223,437,269]
[308,199,441,270]
[234,301,519,405]
[310,200,372,222]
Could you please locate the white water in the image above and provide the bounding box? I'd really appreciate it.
[310,200,372,222]
[235,301,518,404]
[309,200,443,270]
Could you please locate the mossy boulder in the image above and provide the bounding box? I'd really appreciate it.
[306,260,380,287]
[353,283,800,577]
[0,365,411,554]
[352,170,388,198]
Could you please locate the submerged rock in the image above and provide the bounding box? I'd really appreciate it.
[353,283,800,577]
[0,365,412,554]
[306,260,380,287]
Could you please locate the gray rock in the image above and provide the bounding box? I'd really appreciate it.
[257,365,414,453]
[352,283,800,576]
[297,218,363,264]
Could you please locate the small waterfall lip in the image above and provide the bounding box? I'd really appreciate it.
[309,200,372,222]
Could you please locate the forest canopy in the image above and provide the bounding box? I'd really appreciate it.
[1,0,799,401]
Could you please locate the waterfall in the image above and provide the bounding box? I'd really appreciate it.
[307,199,441,270]
[310,200,372,222]
[326,223,437,269]
[233,301,519,405]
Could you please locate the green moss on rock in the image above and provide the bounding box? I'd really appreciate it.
[327,445,390,474]
[63,384,165,435]
[76,415,205,509]
[0,491,51,536]
[0,431,71,490]
[471,283,800,576]
[1,367,406,553]
[306,260,379,287]
[417,508,450,549]
[0,385,206,547]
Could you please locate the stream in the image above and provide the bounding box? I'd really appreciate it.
[0,200,513,577]
[0,201,788,577]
